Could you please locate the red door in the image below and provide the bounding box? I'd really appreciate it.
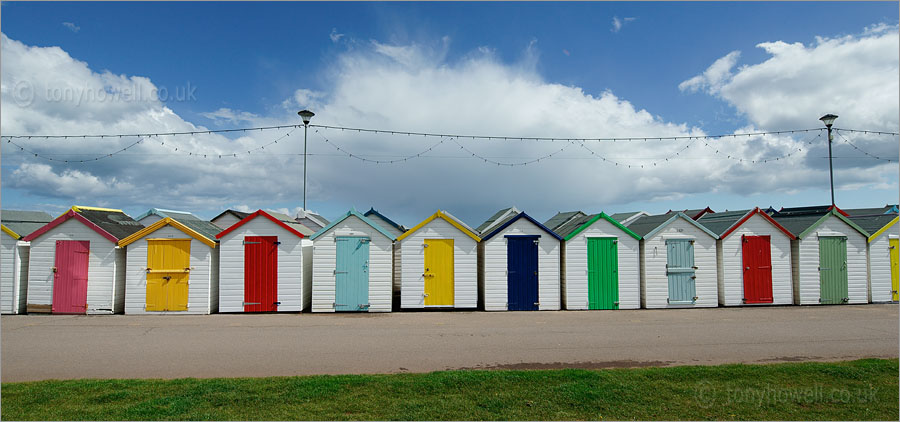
[742,235,773,304]
[52,240,90,314]
[244,236,278,312]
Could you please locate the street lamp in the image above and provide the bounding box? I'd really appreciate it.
[820,113,838,207]
[298,110,315,210]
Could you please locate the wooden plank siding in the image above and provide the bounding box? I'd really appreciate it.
[641,217,718,309]
[563,218,640,310]
[481,218,560,311]
[793,215,868,305]
[717,214,793,306]
[398,217,477,309]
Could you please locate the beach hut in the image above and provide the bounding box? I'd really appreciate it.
[848,211,899,303]
[210,209,251,230]
[295,209,330,231]
[548,212,641,310]
[22,206,144,314]
[396,210,480,309]
[310,209,396,312]
[118,217,222,314]
[135,208,204,226]
[772,206,869,305]
[697,208,796,306]
[478,209,562,311]
[627,212,719,308]
[1,210,53,314]
[215,210,314,312]
[609,211,650,227]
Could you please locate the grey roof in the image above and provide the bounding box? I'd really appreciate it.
[211,209,251,223]
[1,210,53,238]
[364,208,407,237]
[696,210,752,236]
[553,213,597,238]
[667,207,714,219]
[844,206,898,216]
[849,214,898,235]
[543,211,586,232]
[476,207,519,234]
[170,216,222,240]
[266,211,314,237]
[610,211,641,223]
[625,213,678,238]
[135,208,203,222]
[773,205,833,218]
[296,217,324,230]
[76,209,145,241]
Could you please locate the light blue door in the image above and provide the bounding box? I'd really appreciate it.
[335,236,370,312]
[666,239,696,304]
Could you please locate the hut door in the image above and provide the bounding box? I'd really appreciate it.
[742,235,774,303]
[146,239,191,311]
[335,237,369,311]
[587,237,618,310]
[424,239,454,306]
[244,236,278,312]
[52,240,90,314]
[890,238,898,302]
[666,239,696,304]
[818,236,848,304]
[507,236,539,311]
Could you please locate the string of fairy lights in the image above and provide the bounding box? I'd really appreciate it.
[1,123,896,167]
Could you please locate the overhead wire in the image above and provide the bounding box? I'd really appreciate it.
[833,129,897,163]
[313,128,445,164]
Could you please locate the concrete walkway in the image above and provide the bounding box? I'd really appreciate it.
[1,304,896,382]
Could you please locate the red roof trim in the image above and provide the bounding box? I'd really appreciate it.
[22,209,119,243]
[828,205,850,217]
[215,209,306,239]
[720,207,797,240]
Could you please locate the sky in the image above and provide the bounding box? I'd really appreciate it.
[1,1,898,227]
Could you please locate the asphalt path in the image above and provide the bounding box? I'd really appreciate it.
[2,304,897,382]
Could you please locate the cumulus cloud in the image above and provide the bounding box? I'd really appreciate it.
[62,22,80,33]
[678,51,740,94]
[1,26,897,224]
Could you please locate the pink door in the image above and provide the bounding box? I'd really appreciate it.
[52,240,90,314]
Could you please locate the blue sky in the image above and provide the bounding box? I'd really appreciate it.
[1,2,898,225]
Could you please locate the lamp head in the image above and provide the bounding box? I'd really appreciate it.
[819,113,838,128]
[298,110,315,125]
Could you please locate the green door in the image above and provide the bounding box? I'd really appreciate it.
[587,238,618,310]
[818,236,848,304]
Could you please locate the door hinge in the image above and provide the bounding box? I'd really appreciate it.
[243,241,262,245]
[334,270,348,275]
[692,296,698,301]
[242,302,261,306]
[274,302,281,306]
[273,241,282,245]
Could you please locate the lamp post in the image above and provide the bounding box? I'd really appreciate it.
[298,110,315,210]
[820,113,838,207]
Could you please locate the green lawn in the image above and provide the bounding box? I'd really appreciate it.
[2,359,897,420]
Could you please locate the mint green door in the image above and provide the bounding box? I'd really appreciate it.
[335,236,370,311]
[587,238,618,310]
[818,236,848,304]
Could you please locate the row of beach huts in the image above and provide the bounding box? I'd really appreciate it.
[1,203,897,315]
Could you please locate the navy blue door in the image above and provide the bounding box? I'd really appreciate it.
[507,236,539,311]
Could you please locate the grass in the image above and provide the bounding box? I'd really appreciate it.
[1,359,897,420]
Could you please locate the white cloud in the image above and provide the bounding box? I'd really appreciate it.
[1,27,897,224]
[62,22,80,33]
[329,28,344,43]
[678,51,740,93]
[611,16,635,33]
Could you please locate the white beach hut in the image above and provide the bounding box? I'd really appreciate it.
[215,210,314,312]
[478,210,562,311]
[310,209,396,312]
[772,206,869,305]
[626,212,719,309]
[698,208,796,306]
[1,210,53,314]
[848,212,898,303]
[22,206,144,314]
[547,212,641,310]
[396,210,480,309]
[118,217,222,314]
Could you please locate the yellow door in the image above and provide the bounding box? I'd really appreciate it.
[146,239,191,311]
[890,238,898,302]
[424,239,454,306]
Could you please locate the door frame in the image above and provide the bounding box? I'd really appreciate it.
[423,238,455,307]
[145,238,192,312]
[334,236,370,312]
[505,235,540,311]
[741,235,774,304]
[243,235,279,312]
[52,240,90,314]
[587,236,619,310]
[665,238,696,305]
[817,235,849,304]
